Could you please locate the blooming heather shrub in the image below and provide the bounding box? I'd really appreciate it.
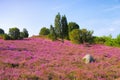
[0,38,120,80]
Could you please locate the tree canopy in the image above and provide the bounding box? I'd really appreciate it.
[9,27,20,40]
[39,27,50,35]
[0,28,4,34]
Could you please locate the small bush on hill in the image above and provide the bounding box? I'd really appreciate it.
[39,27,50,36]
[48,25,57,41]
[94,36,106,44]
[3,34,11,40]
[69,29,94,44]
[69,29,81,44]
[9,27,20,40]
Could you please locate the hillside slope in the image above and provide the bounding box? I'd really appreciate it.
[0,38,120,80]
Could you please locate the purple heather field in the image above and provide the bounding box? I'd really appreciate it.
[0,37,120,80]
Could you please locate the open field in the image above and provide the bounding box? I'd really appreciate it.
[0,38,120,80]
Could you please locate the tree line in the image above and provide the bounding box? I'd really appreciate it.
[0,28,29,40]
[1,13,120,47]
[39,13,94,44]
[39,13,120,47]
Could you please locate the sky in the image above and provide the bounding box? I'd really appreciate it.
[0,0,120,38]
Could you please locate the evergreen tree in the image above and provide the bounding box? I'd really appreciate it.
[61,15,68,40]
[54,13,61,38]
[0,28,4,34]
[23,28,29,38]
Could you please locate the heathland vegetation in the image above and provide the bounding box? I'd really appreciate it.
[0,13,120,80]
[1,13,120,48]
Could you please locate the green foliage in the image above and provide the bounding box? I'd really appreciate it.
[22,28,29,38]
[105,39,118,46]
[68,22,79,32]
[19,32,24,40]
[54,13,61,38]
[67,72,76,80]
[9,27,20,40]
[19,28,29,39]
[61,15,69,39]
[69,29,81,44]
[48,25,57,41]
[0,28,4,34]
[70,29,94,44]
[0,34,4,39]
[94,36,106,44]
[3,34,11,40]
[21,74,39,80]
[80,29,94,43]
[116,34,120,44]
[39,27,50,35]
[93,34,120,47]
[54,13,69,41]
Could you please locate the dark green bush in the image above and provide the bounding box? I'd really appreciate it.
[69,29,94,44]
[69,29,81,44]
[48,34,57,41]
[9,27,20,40]
[94,36,106,44]
[3,34,11,40]
[19,32,24,40]
[48,25,57,41]
[68,22,79,32]
[22,28,29,38]
[0,28,4,34]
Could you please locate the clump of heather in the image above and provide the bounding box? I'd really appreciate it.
[0,38,120,80]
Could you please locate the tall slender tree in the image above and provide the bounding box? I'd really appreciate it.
[61,15,68,40]
[49,25,57,41]
[54,13,61,38]
[23,28,29,38]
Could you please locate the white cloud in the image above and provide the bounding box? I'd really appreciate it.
[83,19,120,37]
[109,28,115,32]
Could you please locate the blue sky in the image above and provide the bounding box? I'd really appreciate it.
[0,0,120,37]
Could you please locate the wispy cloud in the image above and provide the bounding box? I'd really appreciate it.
[104,5,120,12]
[84,19,120,37]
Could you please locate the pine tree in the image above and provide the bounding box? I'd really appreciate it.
[54,13,61,38]
[61,15,68,40]
[23,28,29,38]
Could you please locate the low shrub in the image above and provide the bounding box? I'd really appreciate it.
[3,34,11,40]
